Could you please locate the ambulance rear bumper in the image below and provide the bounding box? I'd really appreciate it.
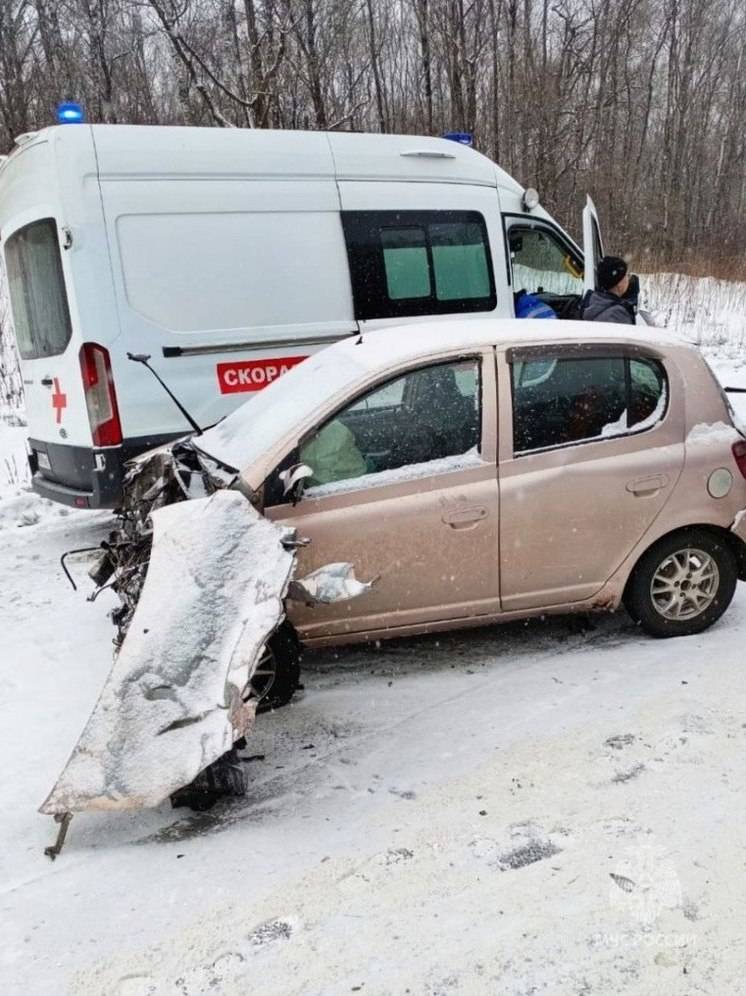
[28,433,184,509]
[31,471,113,509]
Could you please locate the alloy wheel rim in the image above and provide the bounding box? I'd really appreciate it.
[650,548,719,621]
[243,645,277,704]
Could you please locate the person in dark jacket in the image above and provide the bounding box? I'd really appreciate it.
[582,255,637,324]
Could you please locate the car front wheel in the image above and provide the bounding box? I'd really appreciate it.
[245,623,302,711]
[625,529,737,638]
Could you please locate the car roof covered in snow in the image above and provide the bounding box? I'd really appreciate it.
[195,317,693,475]
[329,317,691,371]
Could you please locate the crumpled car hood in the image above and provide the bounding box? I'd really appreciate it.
[41,490,295,815]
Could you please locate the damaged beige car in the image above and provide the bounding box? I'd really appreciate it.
[43,319,746,852]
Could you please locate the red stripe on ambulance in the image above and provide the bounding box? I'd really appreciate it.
[217,356,307,394]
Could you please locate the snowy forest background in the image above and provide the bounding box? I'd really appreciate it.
[1,0,745,275]
[1,0,746,419]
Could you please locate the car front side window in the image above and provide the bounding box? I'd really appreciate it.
[296,359,482,497]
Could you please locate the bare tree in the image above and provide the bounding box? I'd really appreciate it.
[0,0,744,273]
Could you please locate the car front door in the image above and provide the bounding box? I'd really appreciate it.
[263,351,500,642]
[497,343,685,611]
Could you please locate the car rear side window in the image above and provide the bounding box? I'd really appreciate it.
[629,357,668,428]
[342,211,496,320]
[4,219,73,361]
[511,354,667,454]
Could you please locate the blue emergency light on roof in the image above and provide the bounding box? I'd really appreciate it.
[442,131,473,146]
[56,101,85,125]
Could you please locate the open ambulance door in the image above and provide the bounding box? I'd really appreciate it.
[582,195,604,294]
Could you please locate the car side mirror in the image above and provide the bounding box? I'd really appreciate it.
[278,463,313,505]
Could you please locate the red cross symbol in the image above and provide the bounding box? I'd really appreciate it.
[51,377,67,424]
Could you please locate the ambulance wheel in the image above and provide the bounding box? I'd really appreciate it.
[246,623,302,711]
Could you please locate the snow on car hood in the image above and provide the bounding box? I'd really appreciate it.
[41,490,296,815]
[194,349,369,473]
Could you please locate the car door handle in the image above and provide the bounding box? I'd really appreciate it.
[442,505,488,527]
[626,474,668,496]
[41,376,54,388]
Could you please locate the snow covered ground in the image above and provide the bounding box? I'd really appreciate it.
[1,286,746,995]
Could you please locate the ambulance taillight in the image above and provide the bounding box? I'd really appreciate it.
[79,343,123,447]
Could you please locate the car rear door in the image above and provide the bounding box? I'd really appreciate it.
[263,350,500,641]
[497,342,685,611]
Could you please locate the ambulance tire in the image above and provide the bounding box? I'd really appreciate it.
[250,623,303,712]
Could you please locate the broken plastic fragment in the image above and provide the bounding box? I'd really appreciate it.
[41,491,296,815]
[287,562,375,605]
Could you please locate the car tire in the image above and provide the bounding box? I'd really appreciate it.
[625,528,737,638]
[247,622,303,712]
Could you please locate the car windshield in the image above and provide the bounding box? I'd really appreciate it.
[194,347,368,472]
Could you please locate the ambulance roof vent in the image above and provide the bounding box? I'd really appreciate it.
[400,149,456,160]
[13,131,41,148]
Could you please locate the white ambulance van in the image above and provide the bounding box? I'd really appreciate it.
[0,125,605,507]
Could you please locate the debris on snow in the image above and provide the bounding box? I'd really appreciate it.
[247,918,294,947]
[497,840,561,870]
[604,733,636,750]
[611,763,646,784]
[609,872,636,894]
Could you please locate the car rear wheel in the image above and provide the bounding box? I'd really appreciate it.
[245,623,302,712]
[625,529,737,638]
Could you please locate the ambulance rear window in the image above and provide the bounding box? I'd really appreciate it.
[4,219,73,360]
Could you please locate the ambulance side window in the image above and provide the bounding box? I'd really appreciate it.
[4,219,73,360]
[342,210,496,320]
